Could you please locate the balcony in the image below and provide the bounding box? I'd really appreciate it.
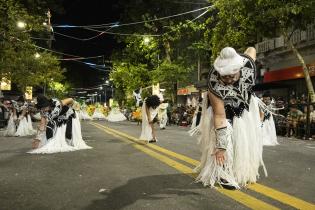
[255,24,315,55]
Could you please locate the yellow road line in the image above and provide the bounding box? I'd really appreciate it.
[90,122,199,166]
[248,183,315,210]
[90,122,280,210]
[91,122,315,210]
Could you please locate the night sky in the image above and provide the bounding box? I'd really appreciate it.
[52,0,122,88]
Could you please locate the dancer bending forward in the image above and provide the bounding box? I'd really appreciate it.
[195,47,267,190]
[139,95,161,143]
[28,95,91,154]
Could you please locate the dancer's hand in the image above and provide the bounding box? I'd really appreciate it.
[214,149,226,166]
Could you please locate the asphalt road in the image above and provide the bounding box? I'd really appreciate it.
[0,120,314,210]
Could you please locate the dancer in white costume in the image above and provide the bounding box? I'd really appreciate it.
[133,88,143,107]
[158,101,168,129]
[80,102,92,120]
[106,107,127,122]
[4,100,18,136]
[139,95,161,143]
[194,47,267,190]
[189,92,203,136]
[261,92,278,146]
[28,95,91,154]
[92,104,106,120]
[15,97,35,136]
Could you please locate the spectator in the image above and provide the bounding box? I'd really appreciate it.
[286,104,303,137]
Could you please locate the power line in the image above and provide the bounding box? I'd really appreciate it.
[169,1,209,5]
[31,37,54,41]
[53,5,212,29]
[54,31,106,41]
[34,45,104,59]
[188,9,209,23]
[83,27,162,37]
[58,56,105,61]
[72,60,112,72]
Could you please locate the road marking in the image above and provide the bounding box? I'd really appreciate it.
[91,122,315,210]
[90,122,280,210]
[248,184,315,210]
[90,122,199,166]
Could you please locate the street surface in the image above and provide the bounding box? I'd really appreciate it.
[0,121,315,210]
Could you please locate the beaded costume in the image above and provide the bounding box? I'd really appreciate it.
[28,99,91,154]
[195,54,267,189]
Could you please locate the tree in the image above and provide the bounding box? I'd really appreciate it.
[110,62,152,102]
[110,0,210,102]
[207,0,315,102]
[0,0,64,94]
[48,81,71,99]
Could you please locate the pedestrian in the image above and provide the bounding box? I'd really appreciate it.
[139,95,161,143]
[195,47,267,190]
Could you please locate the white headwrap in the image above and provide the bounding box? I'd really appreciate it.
[214,47,244,76]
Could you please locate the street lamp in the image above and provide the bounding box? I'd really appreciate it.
[34,53,41,58]
[17,21,26,29]
[144,37,150,44]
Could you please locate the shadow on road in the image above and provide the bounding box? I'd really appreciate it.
[84,173,204,210]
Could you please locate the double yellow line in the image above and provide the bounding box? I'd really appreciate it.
[90,122,315,210]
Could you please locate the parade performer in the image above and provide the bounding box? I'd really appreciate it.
[133,88,143,107]
[139,95,161,143]
[92,103,106,120]
[189,92,203,136]
[4,100,18,137]
[106,106,127,122]
[261,92,278,146]
[158,100,168,129]
[194,47,267,190]
[28,95,91,154]
[80,102,92,120]
[132,107,142,125]
[15,96,35,136]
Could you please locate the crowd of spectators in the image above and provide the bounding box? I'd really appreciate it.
[273,94,315,140]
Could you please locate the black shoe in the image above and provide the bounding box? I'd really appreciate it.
[220,179,237,190]
[149,139,157,143]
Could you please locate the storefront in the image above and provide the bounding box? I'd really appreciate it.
[177,85,199,107]
[256,63,315,99]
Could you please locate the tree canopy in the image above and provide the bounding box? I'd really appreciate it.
[0,0,64,94]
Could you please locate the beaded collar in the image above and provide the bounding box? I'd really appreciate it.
[208,54,256,109]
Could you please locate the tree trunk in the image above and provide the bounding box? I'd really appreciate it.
[163,40,177,104]
[283,32,315,103]
[163,40,172,63]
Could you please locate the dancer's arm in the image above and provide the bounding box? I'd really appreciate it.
[19,109,27,120]
[208,91,227,165]
[244,47,256,61]
[61,98,74,106]
[32,116,47,149]
[208,92,227,129]
[146,106,152,124]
